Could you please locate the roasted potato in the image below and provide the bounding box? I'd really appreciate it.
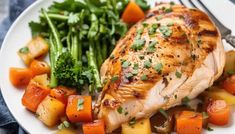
[121,118,151,134]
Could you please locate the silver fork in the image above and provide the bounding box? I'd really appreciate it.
[179,0,235,48]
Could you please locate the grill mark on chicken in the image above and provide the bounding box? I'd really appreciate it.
[198,30,218,37]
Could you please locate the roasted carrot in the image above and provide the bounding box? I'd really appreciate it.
[50,86,76,104]
[9,67,32,87]
[29,60,50,76]
[223,75,235,95]
[66,95,92,123]
[207,100,231,126]
[176,111,202,134]
[121,1,145,24]
[83,120,105,134]
[22,80,50,112]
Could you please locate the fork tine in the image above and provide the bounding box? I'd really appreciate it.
[178,0,185,6]
[188,0,197,8]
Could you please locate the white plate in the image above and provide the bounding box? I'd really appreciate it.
[0,0,234,133]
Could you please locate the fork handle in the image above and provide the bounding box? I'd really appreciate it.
[225,34,235,48]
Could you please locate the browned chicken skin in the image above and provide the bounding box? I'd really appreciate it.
[95,3,225,133]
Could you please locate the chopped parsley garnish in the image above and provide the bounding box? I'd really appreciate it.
[133,63,139,70]
[227,70,235,75]
[77,98,84,111]
[207,127,214,131]
[141,74,148,81]
[156,15,163,21]
[137,28,144,35]
[131,39,146,51]
[197,39,202,44]
[182,96,190,106]
[19,47,29,54]
[117,106,123,114]
[144,60,151,68]
[164,7,173,13]
[125,73,133,79]
[167,21,174,26]
[142,22,149,27]
[110,54,115,59]
[148,23,159,35]
[159,108,168,119]
[124,111,128,115]
[202,112,209,119]
[154,63,163,73]
[170,1,175,5]
[147,40,157,53]
[132,70,138,75]
[159,25,172,38]
[122,60,131,68]
[58,120,70,130]
[129,117,136,126]
[175,71,182,78]
[139,55,144,59]
[111,75,119,82]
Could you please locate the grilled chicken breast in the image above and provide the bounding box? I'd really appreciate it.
[95,3,225,133]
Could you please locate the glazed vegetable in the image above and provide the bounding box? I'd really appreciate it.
[22,74,50,112]
[18,36,49,65]
[82,120,105,134]
[36,96,65,127]
[223,75,235,95]
[121,118,151,134]
[224,50,235,76]
[50,86,76,104]
[29,60,50,76]
[9,67,32,87]
[207,100,231,126]
[176,111,202,134]
[66,95,92,122]
[204,86,235,105]
[121,1,145,23]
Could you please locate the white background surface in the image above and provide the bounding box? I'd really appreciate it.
[0,0,234,133]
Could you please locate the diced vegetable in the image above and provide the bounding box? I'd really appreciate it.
[29,60,50,76]
[50,86,76,104]
[224,50,235,76]
[66,95,92,122]
[121,118,151,134]
[204,86,235,105]
[9,67,32,87]
[36,96,65,127]
[83,120,105,134]
[55,127,77,134]
[176,111,202,134]
[223,75,235,95]
[207,100,231,126]
[121,1,145,24]
[18,36,49,65]
[32,74,49,87]
[22,75,50,112]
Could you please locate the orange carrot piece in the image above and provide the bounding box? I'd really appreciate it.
[121,1,145,24]
[83,120,105,134]
[50,86,77,104]
[66,95,92,123]
[207,100,231,126]
[22,80,50,112]
[9,67,32,87]
[176,111,202,134]
[223,75,235,95]
[29,60,50,76]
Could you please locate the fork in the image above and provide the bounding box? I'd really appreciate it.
[179,0,235,48]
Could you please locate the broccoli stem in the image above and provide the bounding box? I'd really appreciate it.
[87,42,102,90]
[49,35,58,88]
[71,33,78,62]
[67,29,71,51]
[42,9,63,54]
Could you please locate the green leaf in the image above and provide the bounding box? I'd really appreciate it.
[182,96,190,106]
[135,0,150,11]
[144,60,151,68]
[207,127,214,131]
[68,13,79,25]
[28,21,47,37]
[159,108,168,119]
[122,61,131,68]
[129,117,136,125]
[111,75,119,82]
[125,73,133,79]
[117,106,123,114]
[154,63,163,73]
[131,39,146,51]
[141,74,148,81]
